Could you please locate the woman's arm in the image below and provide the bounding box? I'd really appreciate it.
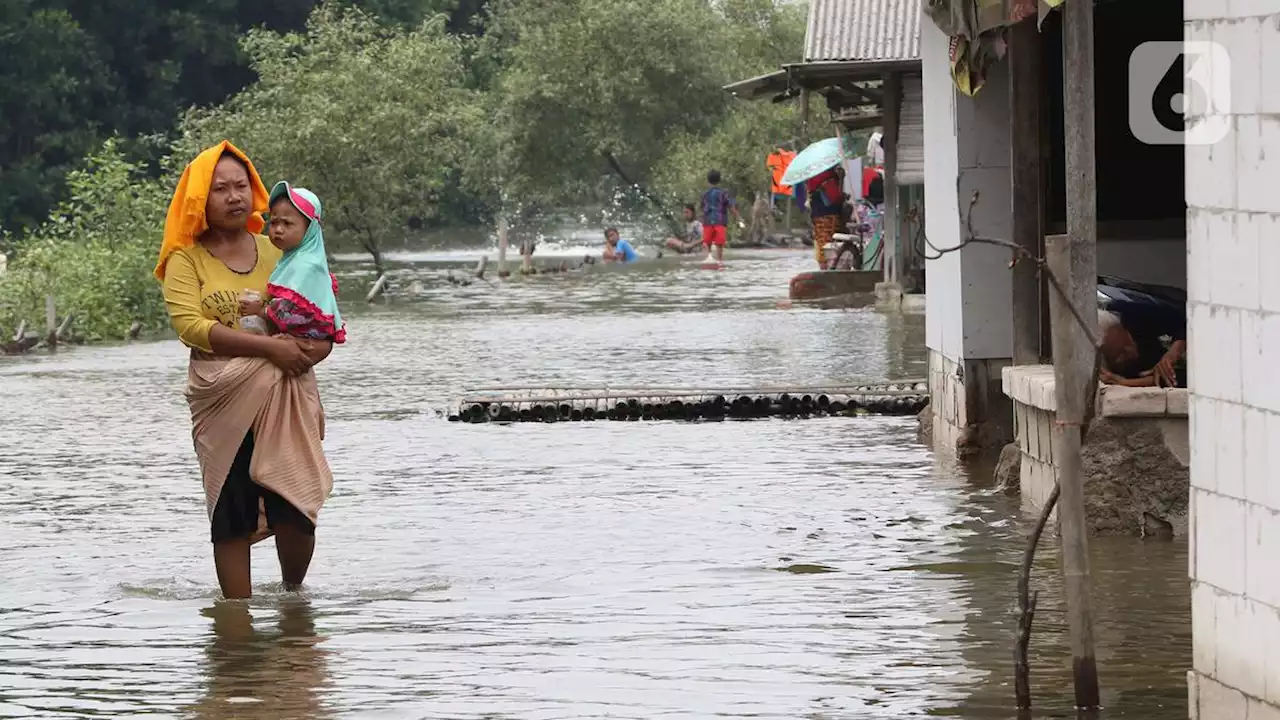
[163,251,310,374]
[162,251,220,353]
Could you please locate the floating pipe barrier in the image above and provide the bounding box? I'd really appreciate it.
[447,382,929,424]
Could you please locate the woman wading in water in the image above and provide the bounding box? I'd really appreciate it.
[157,141,336,599]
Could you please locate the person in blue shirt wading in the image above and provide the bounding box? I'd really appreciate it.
[602,227,638,263]
[699,169,740,264]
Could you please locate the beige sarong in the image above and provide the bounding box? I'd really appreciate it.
[186,355,333,542]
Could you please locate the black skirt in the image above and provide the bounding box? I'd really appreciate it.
[210,431,316,543]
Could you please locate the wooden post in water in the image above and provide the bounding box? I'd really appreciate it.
[881,71,901,285]
[44,295,56,349]
[1054,0,1101,702]
[365,275,388,303]
[496,213,510,278]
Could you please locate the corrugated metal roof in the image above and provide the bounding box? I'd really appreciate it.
[804,0,921,64]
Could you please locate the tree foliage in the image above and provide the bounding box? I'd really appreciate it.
[0,0,810,340]
[0,139,169,340]
[0,3,109,236]
[480,0,727,206]
[474,0,808,210]
[0,0,481,238]
[178,4,480,272]
[652,100,806,207]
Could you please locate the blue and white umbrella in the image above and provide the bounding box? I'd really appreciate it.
[780,136,857,187]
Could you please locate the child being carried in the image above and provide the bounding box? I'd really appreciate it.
[239,181,347,344]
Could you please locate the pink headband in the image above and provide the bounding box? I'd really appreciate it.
[289,189,319,222]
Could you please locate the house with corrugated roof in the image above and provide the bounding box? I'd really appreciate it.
[919,0,1279,717]
[724,0,925,297]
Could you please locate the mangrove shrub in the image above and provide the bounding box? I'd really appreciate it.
[0,139,169,341]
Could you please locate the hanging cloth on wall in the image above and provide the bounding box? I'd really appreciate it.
[924,0,1069,96]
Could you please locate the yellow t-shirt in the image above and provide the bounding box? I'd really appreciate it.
[162,235,284,353]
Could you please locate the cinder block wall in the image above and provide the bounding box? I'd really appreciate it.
[1185,2,1280,716]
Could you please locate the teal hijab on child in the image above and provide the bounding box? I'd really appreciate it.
[266,181,346,343]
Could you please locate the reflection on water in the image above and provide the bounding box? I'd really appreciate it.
[193,599,331,720]
[0,247,1187,718]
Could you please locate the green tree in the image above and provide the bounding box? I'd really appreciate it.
[1,0,456,238]
[0,2,111,239]
[478,0,729,207]
[177,3,479,274]
[650,0,808,206]
[0,138,170,340]
[652,100,804,206]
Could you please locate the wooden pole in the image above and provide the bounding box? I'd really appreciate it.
[55,312,73,340]
[496,212,510,278]
[882,72,902,286]
[1061,0,1101,705]
[365,274,388,303]
[1009,18,1043,366]
[1046,249,1101,706]
[44,295,57,349]
[519,239,535,275]
[799,88,811,144]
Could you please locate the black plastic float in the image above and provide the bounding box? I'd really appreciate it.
[446,382,929,424]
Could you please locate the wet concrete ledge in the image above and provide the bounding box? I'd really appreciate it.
[874,282,926,313]
[1001,364,1190,536]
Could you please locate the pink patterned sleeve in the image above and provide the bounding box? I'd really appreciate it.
[331,273,339,295]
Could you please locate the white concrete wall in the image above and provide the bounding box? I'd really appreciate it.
[922,20,963,363]
[1185,1,1280,717]
[1098,238,1187,289]
[922,21,1016,364]
[922,20,1016,450]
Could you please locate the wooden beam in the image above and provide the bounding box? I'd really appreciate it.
[835,83,884,106]
[800,88,811,143]
[832,113,885,130]
[881,71,902,284]
[1057,0,1101,708]
[1009,18,1043,366]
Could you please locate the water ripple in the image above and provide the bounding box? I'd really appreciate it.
[0,249,1186,718]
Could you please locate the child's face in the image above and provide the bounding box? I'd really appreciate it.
[268,200,308,251]
[682,208,694,221]
[605,230,619,246]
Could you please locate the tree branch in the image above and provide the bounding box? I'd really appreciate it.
[604,151,682,239]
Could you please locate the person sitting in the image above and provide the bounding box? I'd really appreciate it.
[663,204,704,254]
[1097,305,1187,388]
[602,226,638,263]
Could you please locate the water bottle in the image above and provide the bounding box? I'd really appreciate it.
[238,290,268,335]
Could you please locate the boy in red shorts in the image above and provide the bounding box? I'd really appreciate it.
[699,169,740,263]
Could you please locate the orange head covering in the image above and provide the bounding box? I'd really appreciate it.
[154,140,269,281]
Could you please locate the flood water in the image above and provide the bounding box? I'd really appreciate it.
[0,243,1189,718]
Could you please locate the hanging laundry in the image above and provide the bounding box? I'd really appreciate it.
[925,0,1068,96]
[766,149,797,197]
